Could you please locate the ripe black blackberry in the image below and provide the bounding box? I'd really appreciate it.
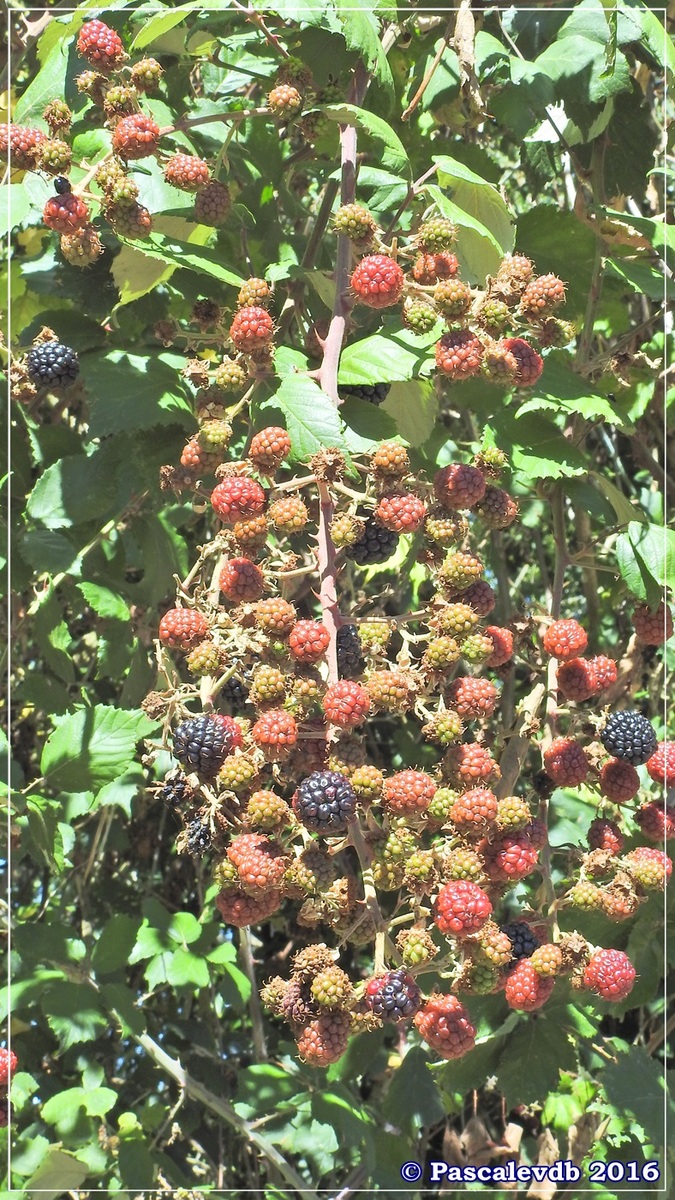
[186,816,212,855]
[26,341,79,387]
[337,624,365,678]
[159,769,195,808]
[340,382,391,406]
[221,674,250,710]
[501,922,540,966]
[600,711,657,766]
[345,517,399,566]
[365,968,422,1021]
[172,714,241,777]
[293,770,357,833]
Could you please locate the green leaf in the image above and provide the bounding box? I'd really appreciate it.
[101,982,146,1036]
[425,183,504,284]
[92,915,143,976]
[497,1019,577,1106]
[1,184,32,235]
[262,375,348,461]
[118,229,245,290]
[22,1145,89,1200]
[25,796,68,873]
[335,0,394,95]
[340,397,399,454]
[26,452,117,529]
[131,4,192,48]
[166,947,211,989]
[323,103,411,179]
[382,380,439,448]
[13,38,69,122]
[495,412,588,481]
[85,351,193,438]
[591,473,645,527]
[518,351,628,427]
[434,1036,505,1100]
[41,705,158,792]
[338,332,435,385]
[382,1047,445,1135]
[32,589,75,683]
[602,1045,670,1149]
[78,583,131,622]
[434,154,515,255]
[42,981,109,1049]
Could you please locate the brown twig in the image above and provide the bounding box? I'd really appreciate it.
[401,15,454,122]
[316,479,341,685]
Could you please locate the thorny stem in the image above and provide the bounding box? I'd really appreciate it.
[229,0,291,59]
[239,928,268,1062]
[382,162,439,243]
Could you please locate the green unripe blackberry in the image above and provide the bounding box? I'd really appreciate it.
[437,603,479,638]
[357,619,391,653]
[284,846,337,896]
[423,636,461,672]
[496,795,531,830]
[350,764,384,802]
[424,510,469,548]
[439,845,486,882]
[477,298,510,336]
[396,927,437,967]
[130,57,164,93]
[425,786,457,823]
[402,297,440,334]
[103,85,139,116]
[333,203,376,245]
[434,278,472,319]
[330,513,365,548]
[403,850,437,893]
[372,852,406,891]
[95,159,126,193]
[243,790,292,832]
[43,99,72,134]
[36,139,72,175]
[213,857,239,889]
[219,753,258,792]
[461,633,494,664]
[198,418,232,453]
[422,710,464,747]
[186,640,222,676]
[569,881,603,909]
[417,216,458,251]
[439,551,484,593]
[215,359,247,391]
[459,959,500,994]
[310,966,353,1009]
[250,665,287,707]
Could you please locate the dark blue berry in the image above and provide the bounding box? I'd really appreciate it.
[346,517,399,566]
[501,921,540,967]
[159,769,194,808]
[600,711,657,766]
[26,341,79,387]
[341,382,390,406]
[293,770,357,833]
[186,816,211,855]
[336,623,365,679]
[172,714,239,778]
[365,968,422,1021]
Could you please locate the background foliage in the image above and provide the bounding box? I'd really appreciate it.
[5,1,674,1197]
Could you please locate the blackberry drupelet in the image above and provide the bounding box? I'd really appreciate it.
[501,921,540,966]
[26,342,79,387]
[221,674,250,708]
[600,711,657,766]
[340,383,391,406]
[336,624,365,678]
[186,817,212,855]
[293,770,357,833]
[365,968,422,1021]
[159,769,194,808]
[172,714,241,777]
[345,517,399,566]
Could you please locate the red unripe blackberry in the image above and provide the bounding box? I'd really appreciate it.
[164,153,210,192]
[216,886,282,927]
[112,113,160,159]
[543,737,589,786]
[1,124,47,170]
[0,1048,18,1087]
[449,787,498,831]
[43,192,90,234]
[159,607,210,650]
[254,596,296,636]
[296,1012,351,1067]
[251,709,297,758]
[519,273,566,316]
[632,599,673,645]
[227,832,288,893]
[219,557,265,602]
[475,486,519,529]
[635,800,675,841]
[482,830,538,882]
[582,948,635,1002]
[288,620,330,663]
[211,476,266,523]
[371,441,410,478]
[588,817,624,854]
[249,426,291,472]
[646,741,675,787]
[505,960,554,1010]
[230,305,274,353]
[414,995,476,1059]
[411,251,458,284]
[382,770,436,815]
[445,676,499,720]
[375,491,426,533]
[350,254,404,308]
[323,681,371,728]
[268,496,308,534]
[501,337,543,386]
[589,655,617,690]
[435,329,484,380]
[485,625,514,667]
[267,83,303,119]
[543,618,588,660]
[194,181,231,225]
[180,435,220,473]
[434,463,486,511]
[598,758,640,804]
[76,19,125,70]
[443,742,498,786]
[434,879,492,937]
[461,579,496,616]
[556,657,598,702]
